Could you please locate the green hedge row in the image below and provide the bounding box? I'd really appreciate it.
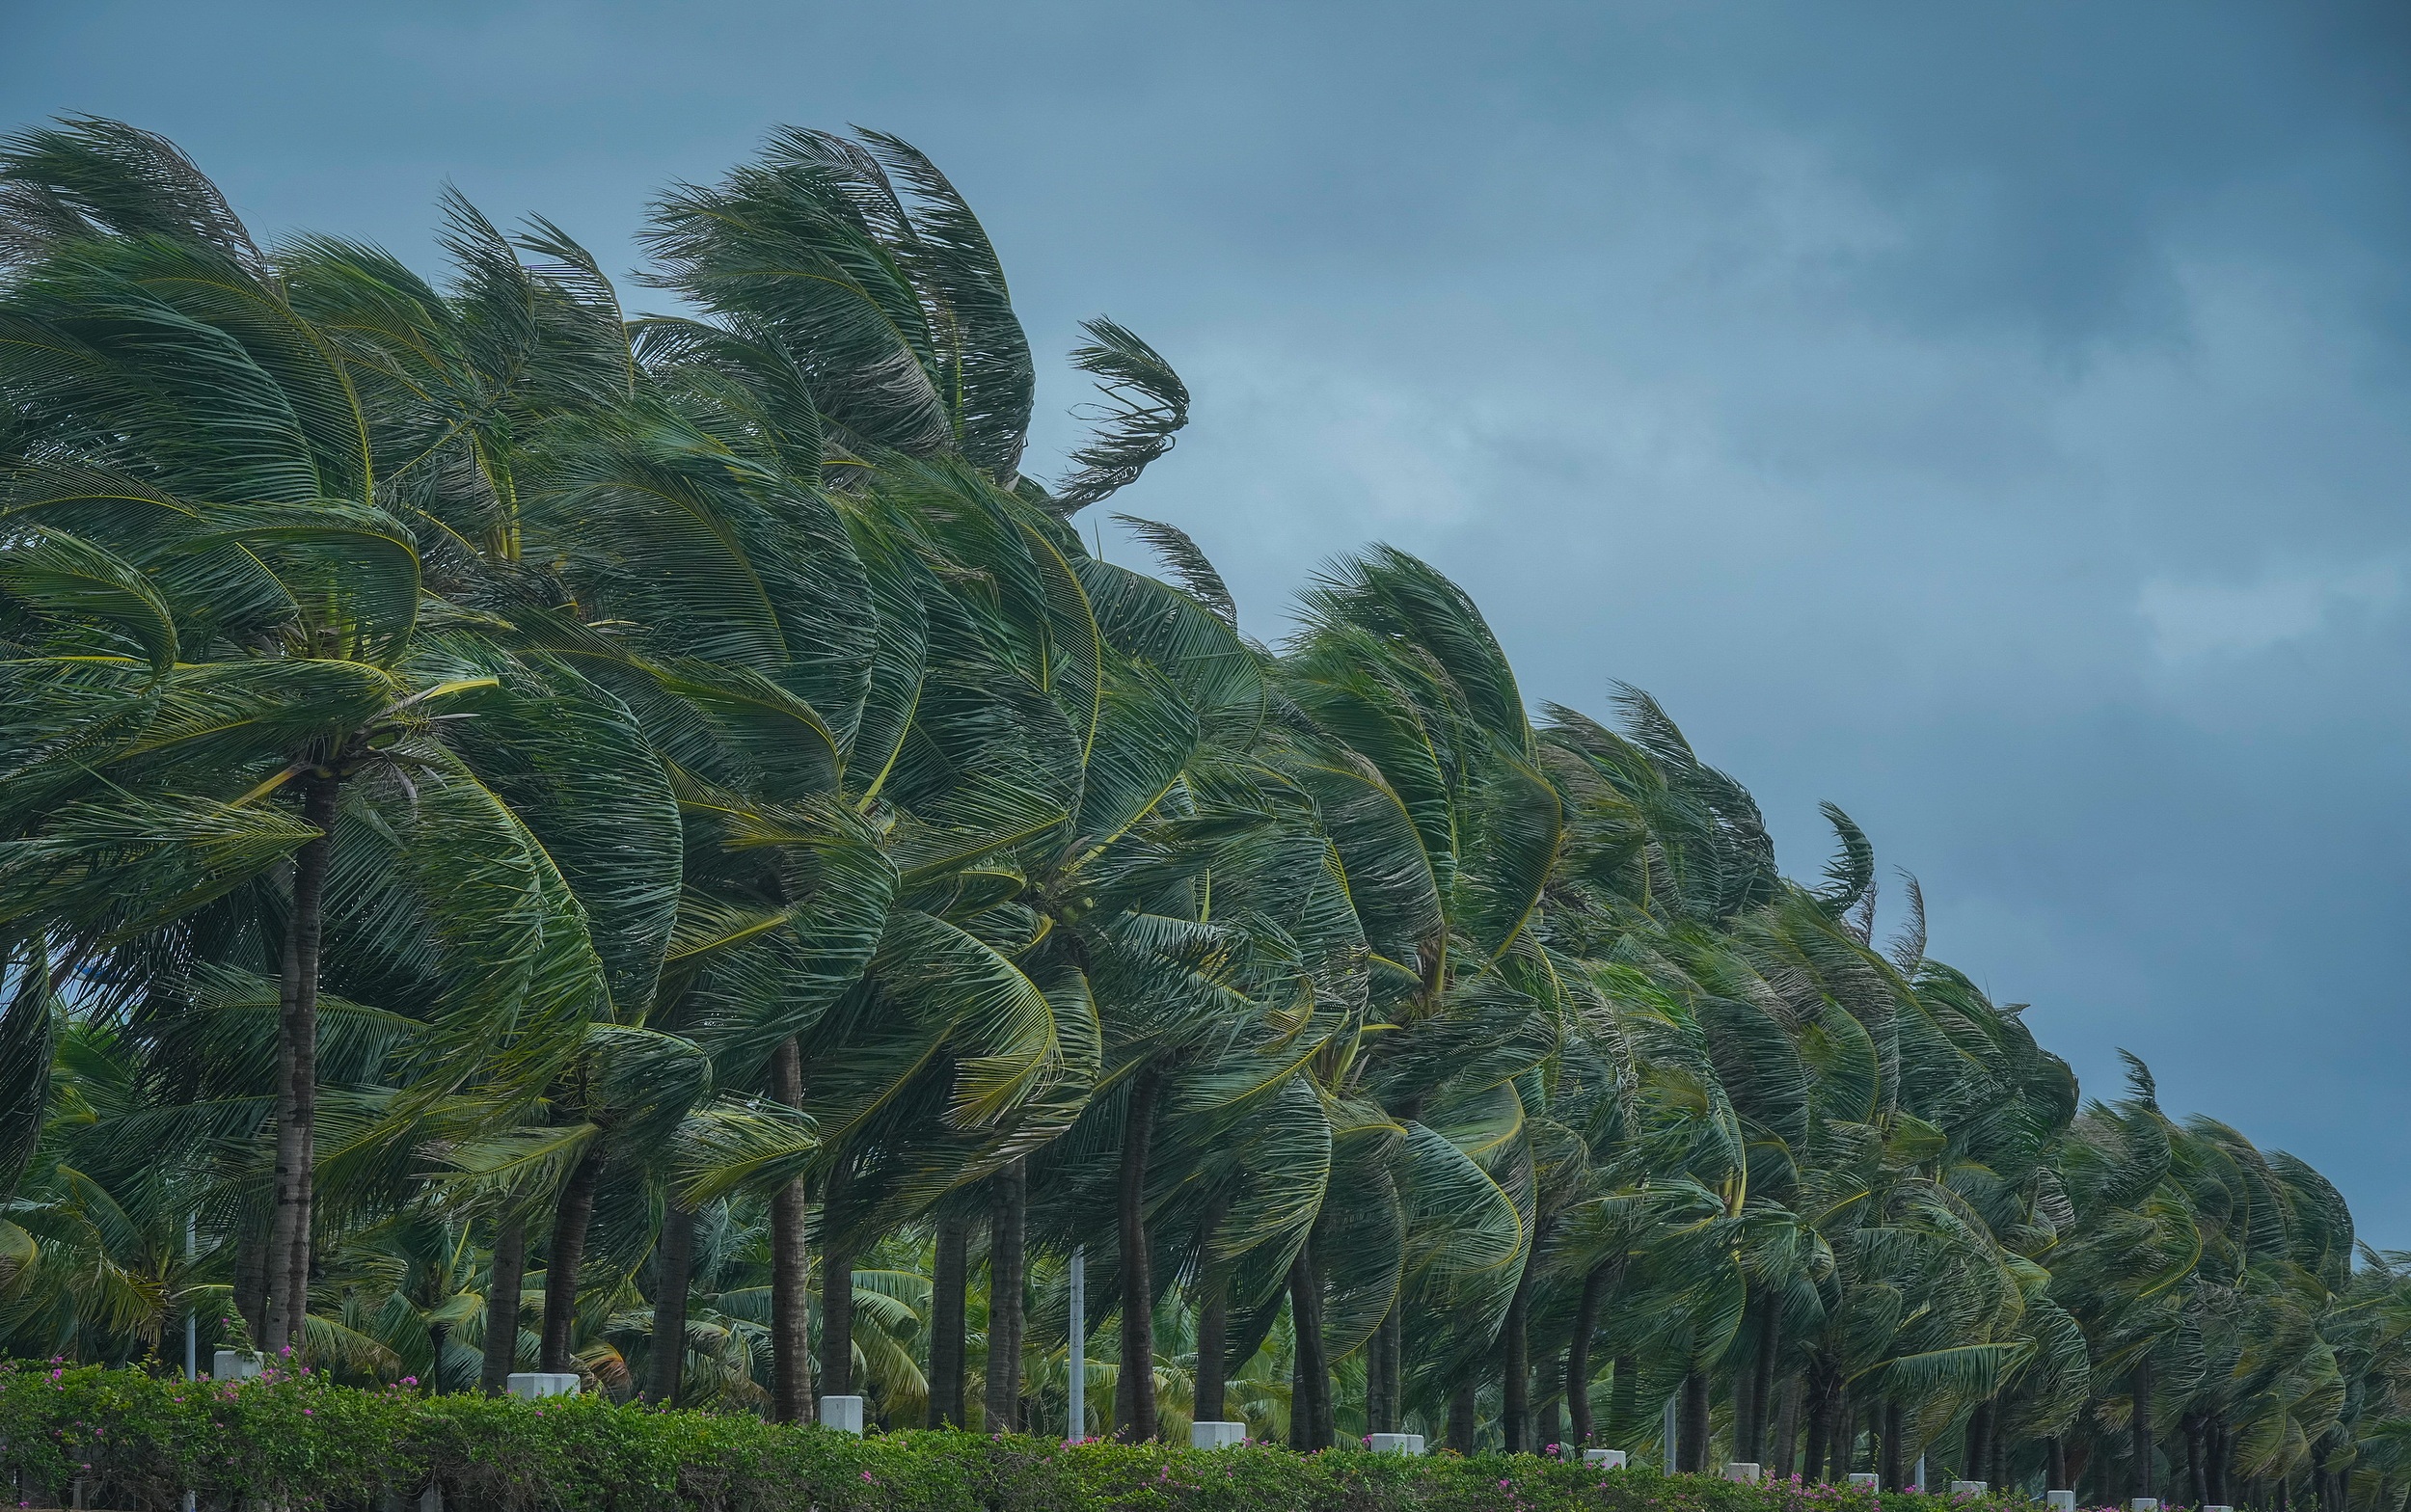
[0,1364,2029,1512]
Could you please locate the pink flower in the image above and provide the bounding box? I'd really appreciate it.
[861,1472,876,1483]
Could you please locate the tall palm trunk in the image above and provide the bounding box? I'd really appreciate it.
[1770,1376,1801,1480]
[647,1204,694,1405]
[929,1215,969,1426]
[539,1145,604,1372]
[426,1320,451,1393]
[1288,1236,1330,1449]
[480,1214,525,1392]
[2132,1357,2156,1501]
[984,1156,1026,1432]
[264,776,338,1356]
[1448,1380,1476,1454]
[821,1149,854,1399]
[234,1217,270,1350]
[1503,1253,1535,1452]
[1745,1307,1779,1463]
[1880,1399,1903,1490]
[1115,1065,1164,1441]
[1194,1197,1231,1425]
[1611,1353,1638,1450]
[1965,1400,1991,1484]
[1803,1380,1830,1482]
[2048,1435,2069,1494]
[1679,1369,1711,1472]
[1562,1263,1601,1446]
[769,1036,813,1423]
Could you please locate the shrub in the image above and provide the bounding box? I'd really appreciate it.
[0,1363,2040,1512]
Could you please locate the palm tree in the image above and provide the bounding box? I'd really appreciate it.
[13,115,2411,1512]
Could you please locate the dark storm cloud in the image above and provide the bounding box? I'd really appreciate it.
[8,1,2408,1232]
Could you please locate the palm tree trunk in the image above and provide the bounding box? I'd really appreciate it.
[1680,1369,1711,1472]
[770,1036,813,1423]
[2048,1435,2069,1493]
[539,1144,604,1372]
[820,1149,854,1399]
[930,1214,969,1426]
[1539,1395,1563,1451]
[1288,1236,1330,1449]
[1803,1381,1830,1482]
[1879,1400,1903,1490]
[1448,1380,1477,1454]
[1193,1193,1232,1425]
[1965,1401,1991,1485]
[234,1217,270,1350]
[984,1156,1026,1432]
[1611,1354,1638,1450]
[1568,1264,1605,1444]
[1746,1306,1779,1463]
[480,1214,525,1393]
[1771,1375,1801,1481]
[647,1204,693,1405]
[427,1320,451,1394]
[264,776,338,1357]
[1115,1065,1164,1442]
[2132,1357,2155,1501]
[1503,1255,1534,1452]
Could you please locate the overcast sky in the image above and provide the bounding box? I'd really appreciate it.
[10,1,2409,1238]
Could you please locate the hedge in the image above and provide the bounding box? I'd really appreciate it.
[0,1363,2043,1512]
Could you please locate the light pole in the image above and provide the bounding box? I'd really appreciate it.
[1067,1246,1086,1442]
[183,1211,197,1381]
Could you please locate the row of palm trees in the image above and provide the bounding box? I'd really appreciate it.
[2,116,2406,1511]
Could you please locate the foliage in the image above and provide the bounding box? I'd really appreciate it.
[1,110,2405,1512]
[0,1362,2040,1512]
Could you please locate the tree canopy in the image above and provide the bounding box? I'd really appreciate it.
[3,116,2406,1512]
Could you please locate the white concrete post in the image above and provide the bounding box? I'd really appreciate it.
[1724,1463,1762,1483]
[1584,1449,1628,1469]
[1191,1421,1247,1449]
[819,1393,866,1434]
[1952,1482,1988,1496]
[1369,1432,1426,1454]
[504,1371,581,1399]
[1849,1472,1882,1489]
[2047,1493,2077,1511]
[212,1348,260,1381]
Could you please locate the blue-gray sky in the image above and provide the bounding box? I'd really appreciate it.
[10,2,2409,1236]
